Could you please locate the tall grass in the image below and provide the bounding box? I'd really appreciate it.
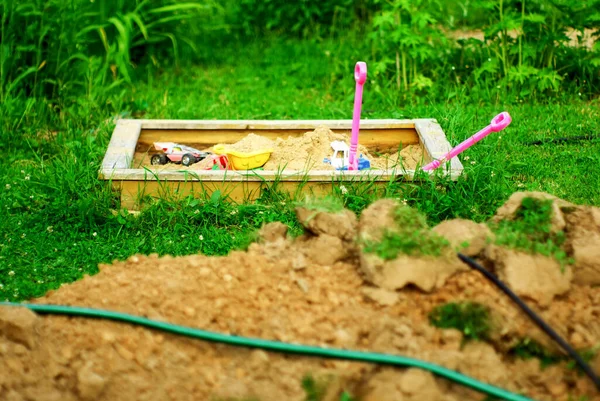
[0,0,224,104]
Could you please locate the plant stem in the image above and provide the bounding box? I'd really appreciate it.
[395,12,401,90]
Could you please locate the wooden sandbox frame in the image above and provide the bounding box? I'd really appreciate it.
[100,119,463,209]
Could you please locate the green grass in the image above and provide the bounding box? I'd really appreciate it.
[509,338,564,368]
[429,302,492,341]
[301,375,356,401]
[509,339,598,372]
[1,37,600,302]
[362,206,450,259]
[296,195,345,214]
[491,197,573,267]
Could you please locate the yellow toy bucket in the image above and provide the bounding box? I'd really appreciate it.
[213,145,273,170]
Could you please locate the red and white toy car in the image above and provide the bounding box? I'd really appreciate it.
[151,142,212,166]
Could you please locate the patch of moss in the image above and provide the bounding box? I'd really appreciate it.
[363,206,450,259]
[301,375,356,401]
[428,302,491,341]
[491,197,573,267]
[510,339,598,372]
[509,338,564,368]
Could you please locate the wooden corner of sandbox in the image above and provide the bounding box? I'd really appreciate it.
[99,118,463,210]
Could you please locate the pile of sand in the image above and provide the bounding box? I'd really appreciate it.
[216,126,424,171]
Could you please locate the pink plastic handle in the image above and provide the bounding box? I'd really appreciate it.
[348,62,367,171]
[422,112,512,171]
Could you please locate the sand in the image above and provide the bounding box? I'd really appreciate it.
[135,127,424,171]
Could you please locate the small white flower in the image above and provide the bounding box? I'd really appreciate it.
[47,226,53,233]
[93,232,97,237]
[488,58,492,62]
[181,234,185,238]
[340,185,348,195]
[402,199,408,205]
[280,201,286,206]
[21,170,25,174]
[199,235,204,241]
[194,210,200,214]
[259,211,264,214]
[491,172,496,177]
[8,271,15,276]
[470,161,476,165]
[25,175,30,181]
[451,66,455,70]
[578,93,582,96]
[517,183,525,188]
[464,156,470,161]
[230,210,237,215]
[29,195,33,199]
[5,184,10,190]
[21,233,26,238]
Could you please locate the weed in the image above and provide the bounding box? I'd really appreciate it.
[509,339,598,372]
[362,206,450,259]
[301,375,356,401]
[509,338,563,368]
[302,375,328,401]
[491,197,573,267]
[429,302,491,341]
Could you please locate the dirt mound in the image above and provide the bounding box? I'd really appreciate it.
[2,193,600,401]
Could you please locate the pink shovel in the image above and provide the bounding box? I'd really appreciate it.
[348,62,367,171]
[422,112,512,171]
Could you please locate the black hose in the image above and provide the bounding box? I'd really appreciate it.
[457,253,600,391]
[523,135,599,146]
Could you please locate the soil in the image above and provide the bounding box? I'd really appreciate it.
[2,192,600,401]
[134,126,424,172]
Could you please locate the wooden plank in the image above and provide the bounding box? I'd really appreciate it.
[100,167,415,182]
[136,128,420,149]
[128,119,417,130]
[100,120,142,172]
[414,119,464,178]
[118,176,408,210]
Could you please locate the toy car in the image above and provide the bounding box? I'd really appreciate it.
[151,142,212,167]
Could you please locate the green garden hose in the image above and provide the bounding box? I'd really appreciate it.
[1,302,536,401]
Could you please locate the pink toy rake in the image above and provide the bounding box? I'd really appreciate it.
[422,112,512,171]
[348,62,367,171]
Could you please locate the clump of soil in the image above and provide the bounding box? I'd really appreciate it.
[2,192,600,401]
[358,200,466,292]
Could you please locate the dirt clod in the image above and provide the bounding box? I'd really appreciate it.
[432,219,492,256]
[492,191,573,233]
[258,221,289,243]
[485,245,572,306]
[358,199,398,243]
[295,206,357,241]
[0,306,38,349]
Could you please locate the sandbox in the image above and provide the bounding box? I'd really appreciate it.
[100,119,463,209]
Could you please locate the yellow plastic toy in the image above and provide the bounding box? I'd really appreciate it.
[212,145,273,170]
